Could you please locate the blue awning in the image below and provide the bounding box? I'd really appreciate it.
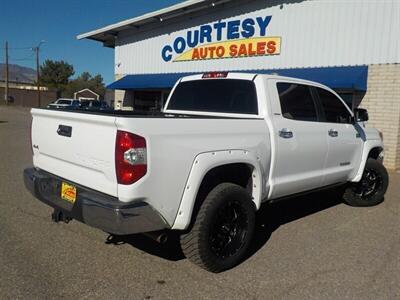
[107,72,194,90]
[107,66,368,91]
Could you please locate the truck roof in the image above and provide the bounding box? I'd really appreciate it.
[179,72,330,89]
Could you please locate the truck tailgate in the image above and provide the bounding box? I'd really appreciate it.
[31,109,118,197]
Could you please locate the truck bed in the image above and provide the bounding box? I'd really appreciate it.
[31,108,270,225]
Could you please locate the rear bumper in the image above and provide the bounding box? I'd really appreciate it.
[23,168,168,235]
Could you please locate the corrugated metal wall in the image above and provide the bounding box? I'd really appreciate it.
[115,0,400,76]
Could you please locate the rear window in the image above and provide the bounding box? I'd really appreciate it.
[167,79,258,115]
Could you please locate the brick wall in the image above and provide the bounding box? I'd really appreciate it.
[360,64,400,170]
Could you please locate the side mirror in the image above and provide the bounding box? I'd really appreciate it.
[354,108,369,122]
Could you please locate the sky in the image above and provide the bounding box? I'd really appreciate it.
[0,0,185,85]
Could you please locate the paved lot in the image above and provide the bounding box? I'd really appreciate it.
[0,106,399,299]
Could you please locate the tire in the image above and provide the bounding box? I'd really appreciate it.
[180,183,255,273]
[343,158,389,207]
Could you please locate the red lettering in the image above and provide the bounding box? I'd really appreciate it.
[208,46,216,58]
[248,43,256,56]
[257,42,266,55]
[216,46,225,58]
[229,44,238,57]
[238,44,247,56]
[199,47,208,59]
[267,41,276,54]
[192,48,200,60]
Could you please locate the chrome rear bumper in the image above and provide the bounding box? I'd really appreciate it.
[23,168,168,235]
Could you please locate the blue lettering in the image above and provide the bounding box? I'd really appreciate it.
[173,37,186,54]
[161,45,173,62]
[241,18,255,38]
[213,22,226,41]
[187,30,199,48]
[256,16,272,36]
[162,16,274,62]
[199,25,212,43]
[227,20,240,40]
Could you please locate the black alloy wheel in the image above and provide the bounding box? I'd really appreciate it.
[209,199,249,259]
[343,158,389,207]
[353,168,383,199]
[180,183,255,272]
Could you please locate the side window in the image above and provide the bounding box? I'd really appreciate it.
[277,83,317,122]
[317,88,352,124]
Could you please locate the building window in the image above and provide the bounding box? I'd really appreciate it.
[133,91,162,112]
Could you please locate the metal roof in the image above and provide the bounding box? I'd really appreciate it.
[77,0,232,47]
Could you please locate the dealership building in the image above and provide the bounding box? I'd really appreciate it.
[78,0,399,170]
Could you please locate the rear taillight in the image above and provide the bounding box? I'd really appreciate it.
[115,130,147,185]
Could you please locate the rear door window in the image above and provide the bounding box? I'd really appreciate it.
[167,79,258,115]
[316,88,352,124]
[277,83,318,122]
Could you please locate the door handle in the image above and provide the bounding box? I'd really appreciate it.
[57,125,72,137]
[328,129,338,137]
[279,128,293,139]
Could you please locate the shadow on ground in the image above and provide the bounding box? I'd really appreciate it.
[105,188,343,262]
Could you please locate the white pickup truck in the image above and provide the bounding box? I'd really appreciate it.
[24,72,388,272]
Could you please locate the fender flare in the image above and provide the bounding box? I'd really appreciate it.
[171,150,265,230]
[351,140,384,182]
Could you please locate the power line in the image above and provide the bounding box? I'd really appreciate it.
[10,58,35,62]
[9,53,35,61]
[8,47,34,50]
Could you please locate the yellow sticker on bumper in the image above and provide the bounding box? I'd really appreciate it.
[61,182,77,204]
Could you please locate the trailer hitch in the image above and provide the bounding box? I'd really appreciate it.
[51,209,72,224]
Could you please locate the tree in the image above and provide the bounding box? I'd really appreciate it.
[40,60,74,97]
[63,72,106,99]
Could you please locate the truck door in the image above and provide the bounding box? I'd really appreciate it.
[269,82,329,199]
[314,87,363,185]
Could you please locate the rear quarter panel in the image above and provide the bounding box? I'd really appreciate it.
[115,117,270,226]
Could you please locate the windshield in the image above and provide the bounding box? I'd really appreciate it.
[167,79,258,115]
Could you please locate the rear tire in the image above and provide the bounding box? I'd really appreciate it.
[343,158,389,207]
[180,183,255,273]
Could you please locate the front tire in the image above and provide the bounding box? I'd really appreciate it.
[180,183,255,273]
[343,158,389,207]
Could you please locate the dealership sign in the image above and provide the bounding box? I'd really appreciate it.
[161,16,281,62]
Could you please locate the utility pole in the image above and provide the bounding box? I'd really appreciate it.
[33,46,41,107]
[4,41,9,105]
[32,41,45,107]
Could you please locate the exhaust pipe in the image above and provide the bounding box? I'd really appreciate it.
[143,231,168,244]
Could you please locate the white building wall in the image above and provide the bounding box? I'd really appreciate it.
[115,0,400,76]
